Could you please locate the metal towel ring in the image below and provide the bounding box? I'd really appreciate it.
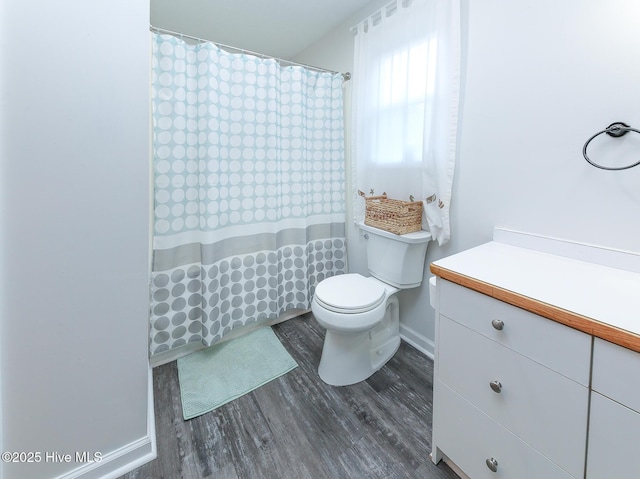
[582,122,640,171]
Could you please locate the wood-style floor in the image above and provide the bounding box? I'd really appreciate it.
[120,313,458,479]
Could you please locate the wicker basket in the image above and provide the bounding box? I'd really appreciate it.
[363,193,423,235]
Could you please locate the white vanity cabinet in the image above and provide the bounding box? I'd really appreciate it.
[429,230,640,479]
[433,280,590,479]
[586,338,640,478]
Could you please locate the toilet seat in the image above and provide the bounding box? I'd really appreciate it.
[313,273,386,314]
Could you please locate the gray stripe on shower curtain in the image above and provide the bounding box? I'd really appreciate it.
[150,234,346,355]
[153,223,346,271]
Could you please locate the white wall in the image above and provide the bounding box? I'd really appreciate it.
[0,1,154,478]
[453,0,640,253]
[297,0,640,355]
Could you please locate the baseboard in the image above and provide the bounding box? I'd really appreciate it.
[444,457,471,479]
[430,452,470,479]
[54,366,157,479]
[400,324,434,360]
[150,308,310,368]
[150,340,205,368]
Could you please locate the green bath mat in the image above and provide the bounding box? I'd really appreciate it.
[177,326,298,420]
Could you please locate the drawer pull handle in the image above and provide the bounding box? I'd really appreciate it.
[489,380,502,393]
[486,457,499,472]
[491,319,504,330]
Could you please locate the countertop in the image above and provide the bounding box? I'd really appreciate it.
[431,237,640,352]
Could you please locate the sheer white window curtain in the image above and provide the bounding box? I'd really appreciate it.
[352,0,460,245]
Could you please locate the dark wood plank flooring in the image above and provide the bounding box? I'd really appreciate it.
[120,313,458,479]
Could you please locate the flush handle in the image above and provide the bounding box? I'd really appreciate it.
[491,319,504,331]
[486,457,499,472]
[490,380,502,393]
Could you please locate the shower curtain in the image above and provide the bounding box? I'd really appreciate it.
[149,34,347,358]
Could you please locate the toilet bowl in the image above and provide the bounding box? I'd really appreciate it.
[312,274,400,386]
[312,222,431,386]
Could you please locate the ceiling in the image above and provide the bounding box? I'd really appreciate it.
[150,0,378,59]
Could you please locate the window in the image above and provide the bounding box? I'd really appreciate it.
[363,39,437,165]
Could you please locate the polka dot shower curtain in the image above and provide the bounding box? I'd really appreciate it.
[149,33,347,360]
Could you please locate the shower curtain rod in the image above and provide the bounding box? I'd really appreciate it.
[150,26,351,81]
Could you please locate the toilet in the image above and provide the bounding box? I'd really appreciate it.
[311,222,431,386]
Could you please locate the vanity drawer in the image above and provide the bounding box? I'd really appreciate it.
[438,316,588,478]
[439,280,591,385]
[434,381,575,479]
[587,391,640,478]
[592,337,640,413]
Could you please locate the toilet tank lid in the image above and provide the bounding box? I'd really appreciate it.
[358,222,431,244]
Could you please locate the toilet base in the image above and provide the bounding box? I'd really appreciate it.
[318,296,400,386]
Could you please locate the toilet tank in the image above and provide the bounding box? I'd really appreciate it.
[359,222,431,289]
